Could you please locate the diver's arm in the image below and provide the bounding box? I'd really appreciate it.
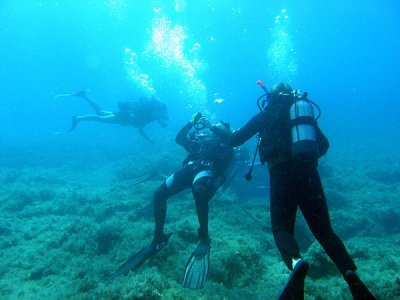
[138,127,155,144]
[210,124,231,143]
[229,112,267,147]
[175,122,194,147]
[231,101,286,147]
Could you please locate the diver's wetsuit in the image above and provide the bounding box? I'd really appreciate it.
[229,93,356,275]
[153,121,234,242]
[69,92,168,143]
[116,97,168,128]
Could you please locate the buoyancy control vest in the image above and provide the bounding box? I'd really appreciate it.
[184,129,234,174]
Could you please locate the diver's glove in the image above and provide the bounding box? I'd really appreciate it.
[210,121,232,142]
[199,117,211,128]
[192,112,203,124]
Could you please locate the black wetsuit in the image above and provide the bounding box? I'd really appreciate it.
[229,94,357,275]
[153,122,234,242]
[116,98,166,127]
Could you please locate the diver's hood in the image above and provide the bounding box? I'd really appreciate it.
[268,83,293,103]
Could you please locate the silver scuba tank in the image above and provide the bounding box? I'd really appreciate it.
[289,95,319,160]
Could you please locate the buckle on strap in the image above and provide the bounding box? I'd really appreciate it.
[200,160,213,167]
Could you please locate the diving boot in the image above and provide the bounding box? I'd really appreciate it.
[151,232,172,251]
[344,270,376,300]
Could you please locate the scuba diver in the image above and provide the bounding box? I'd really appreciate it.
[218,82,376,300]
[109,112,234,289]
[56,90,168,143]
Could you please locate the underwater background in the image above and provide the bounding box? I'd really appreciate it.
[1,1,399,299]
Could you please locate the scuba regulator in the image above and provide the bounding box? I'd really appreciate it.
[256,80,270,111]
[245,80,268,181]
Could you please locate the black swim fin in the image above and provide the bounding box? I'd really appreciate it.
[109,233,172,281]
[127,169,158,186]
[69,116,78,131]
[54,90,88,99]
[72,90,88,98]
[182,238,211,289]
[344,270,376,300]
[278,259,309,300]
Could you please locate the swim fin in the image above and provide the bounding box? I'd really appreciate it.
[344,270,376,300]
[109,233,172,281]
[70,116,78,131]
[182,238,211,289]
[71,90,88,98]
[278,259,309,300]
[54,90,88,99]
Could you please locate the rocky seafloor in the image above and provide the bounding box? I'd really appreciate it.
[0,141,399,300]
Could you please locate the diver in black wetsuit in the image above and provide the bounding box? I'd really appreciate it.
[109,113,234,289]
[60,90,168,143]
[226,83,376,300]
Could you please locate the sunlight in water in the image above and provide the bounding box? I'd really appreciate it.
[122,6,206,109]
[151,16,186,66]
[267,8,297,82]
[174,0,186,13]
[124,48,155,94]
[147,14,207,110]
[104,0,127,21]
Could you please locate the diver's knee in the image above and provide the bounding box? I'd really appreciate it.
[193,179,214,200]
[154,183,168,202]
[312,225,336,242]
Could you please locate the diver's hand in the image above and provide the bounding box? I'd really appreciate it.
[192,112,202,124]
[210,122,231,142]
[199,117,211,128]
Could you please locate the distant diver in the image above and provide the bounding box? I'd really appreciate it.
[56,90,168,143]
[109,113,234,289]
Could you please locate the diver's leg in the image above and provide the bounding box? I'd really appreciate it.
[299,166,356,274]
[181,169,216,289]
[153,166,194,242]
[153,183,169,243]
[270,162,309,300]
[269,163,301,270]
[76,115,116,123]
[300,166,375,299]
[139,126,155,144]
[191,170,218,241]
[70,114,118,131]
[180,169,215,290]
[73,91,112,116]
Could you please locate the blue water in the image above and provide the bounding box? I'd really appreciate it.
[1,1,399,299]
[1,0,399,166]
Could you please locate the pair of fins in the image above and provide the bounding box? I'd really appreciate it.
[278,260,376,300]
[109,234,211,290]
